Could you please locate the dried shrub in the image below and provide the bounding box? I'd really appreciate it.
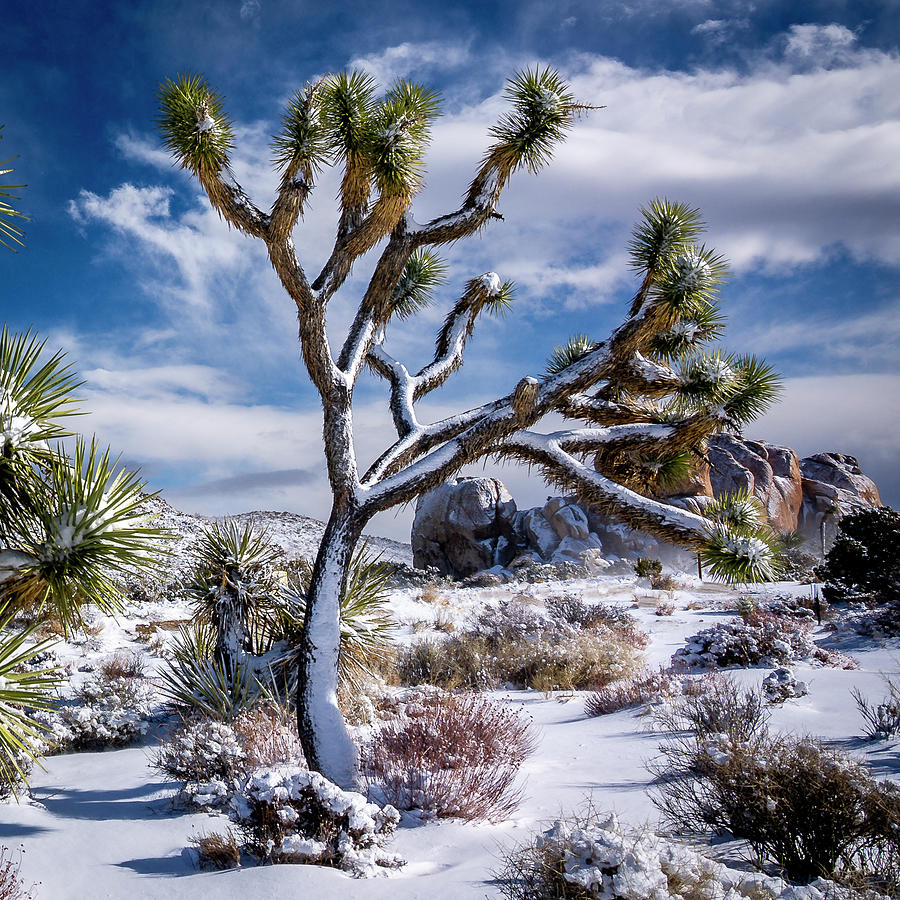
[233,703,305,770]
[584,667,682,717]
[363,691,537,822]
[0,846,36,900]
[650,673,769,743]
[36,670,156,752]
[852,677,900,741]
[188,828,241,870]
[397,634,494,690]
[653,731,900,889]
[490,630,641,693]
[400,599,645,692]
[650,573,677,591]
[494,804,863,900]
[419,584,448,605]
[655,600,675,616]
[153,702,303,808]
[98,650,144,681]
[672,611,855,670]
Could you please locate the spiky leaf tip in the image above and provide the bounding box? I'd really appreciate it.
[700,524,784,584]
[389,249,447,320]
[649,304,725,360]
[718,355,782,427]
[272,80,329,179]
[652,245,728,322]
[0,126,28,251]
[628,198,705,275]
[366,81,441,198]
[157,74,234,178]
[488,67,589,176]
[545,333,599,375]
[702,490,766,531]
[319,70,378,161]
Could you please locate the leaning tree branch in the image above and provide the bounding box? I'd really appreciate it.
[498,431,712,546]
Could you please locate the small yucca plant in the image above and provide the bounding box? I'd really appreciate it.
[285,544,396,693]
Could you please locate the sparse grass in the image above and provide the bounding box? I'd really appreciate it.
[584,667,681,717]
[655,599,676,616]
[650,573,677,591]
[852,676,900,741]
[189,828,241,870]
[98,650,144,681]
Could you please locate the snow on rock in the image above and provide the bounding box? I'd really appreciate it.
[230,765,403,877]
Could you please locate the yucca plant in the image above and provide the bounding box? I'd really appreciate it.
[0,126,27,251]
[284,544,396,695]
[0,613,60,796]
[0,329,168,633]
[159,649,260,722]
[185,519,283,668]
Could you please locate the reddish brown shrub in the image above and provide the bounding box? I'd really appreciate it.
[584,667,681,717]
[363,691,537,822]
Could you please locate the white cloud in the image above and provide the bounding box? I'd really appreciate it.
[67,28,900,531]
[347,41,472,90]
[784,23,858,67]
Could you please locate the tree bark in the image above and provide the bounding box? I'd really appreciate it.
[296,503,365,790]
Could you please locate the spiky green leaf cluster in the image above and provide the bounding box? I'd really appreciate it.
[157,74,234,178]
[649,305,725,360]
[159,640,261,722]
[702,490,766,531]
[388,249,447,320]
[0,616,60,794]
[700,524,784,584]
[651,245,728,324]
[676,352,781,428]
[545,333,599,376]
[488,67,584,175]
[628,199,705,275]
[319,70,378,163]
[0,126,27,252]
[12,438,166,631]
[187,519,285,656]
[286,544,395,694]
[365,82,441,198]
[272,80,329,181]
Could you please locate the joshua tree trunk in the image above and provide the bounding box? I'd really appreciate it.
[297,503,364,788]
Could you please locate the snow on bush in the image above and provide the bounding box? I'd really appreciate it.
[673,611,856,670]
[153,704,305,809]
[495,809,886,900]
[762,668,809,704]
[363,689,536,821]
[37,672,156,751]
[229,765,402,876]
[152,718,246,808]
[585,667,683,717]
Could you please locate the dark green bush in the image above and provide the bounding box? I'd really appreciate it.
[819,507,900,605]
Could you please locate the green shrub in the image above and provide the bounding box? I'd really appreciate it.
[819,507,900,606]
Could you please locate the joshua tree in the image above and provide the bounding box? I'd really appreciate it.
[157,68,781,788]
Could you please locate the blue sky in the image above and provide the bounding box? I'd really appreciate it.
[4,0,899,539]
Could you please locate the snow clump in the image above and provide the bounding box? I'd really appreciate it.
[229,765,403,877]
[521,811,882,900]
[762,668,809,704]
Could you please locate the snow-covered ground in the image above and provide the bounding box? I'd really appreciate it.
[2,563,898,899]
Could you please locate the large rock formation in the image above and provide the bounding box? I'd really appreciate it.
[410,477,519,577]
[411,437,883,577]
[706,434,804,533]
[798,452,881,538]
